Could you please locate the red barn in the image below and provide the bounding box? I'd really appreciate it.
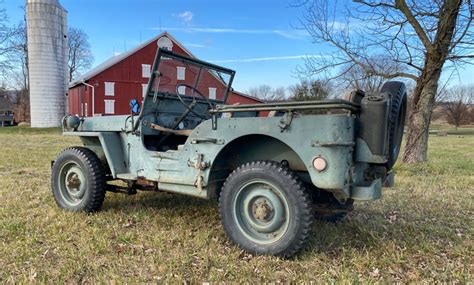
[68,32,262,117]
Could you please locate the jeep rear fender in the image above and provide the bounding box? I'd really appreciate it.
[206,132,352,194]
[207,134,306,196]
[210,134,307,172]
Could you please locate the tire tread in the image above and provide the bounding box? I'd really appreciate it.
[51,147,106,212]
[219,160,313,258]
[381,81,407,168]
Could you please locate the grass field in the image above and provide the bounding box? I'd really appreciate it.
[429,124,474,136]
[0,127,473,283]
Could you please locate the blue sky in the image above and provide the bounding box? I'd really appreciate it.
[4,0,474,92]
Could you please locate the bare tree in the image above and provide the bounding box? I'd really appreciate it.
[297,0,474,163]
[247,85,287,101]
[273,87,287,100]
[470,104,474,123]
[0,5,17,81]
[0,5,30,123]
[68,27,93,82]
[338,56,402,92]
[10,20,28,90]
[289,78,332,101]
[5,6,30,123]
[440,85,473,129]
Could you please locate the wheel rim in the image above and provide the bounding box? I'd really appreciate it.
[58,161,87,206]
[232,180,289,244]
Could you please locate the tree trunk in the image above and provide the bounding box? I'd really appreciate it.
[402,0,462,163]
[403,61,441,163]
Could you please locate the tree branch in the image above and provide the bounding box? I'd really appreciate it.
[394,0,434,52]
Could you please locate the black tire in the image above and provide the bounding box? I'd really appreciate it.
[381,81,408,169]
[309,187,354,223]
[51,147,106,212]
[219,161,313,258]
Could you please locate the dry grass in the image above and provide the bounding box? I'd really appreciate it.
[0,127,473,283]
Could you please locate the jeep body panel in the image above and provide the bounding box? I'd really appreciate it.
[64,112,365,200]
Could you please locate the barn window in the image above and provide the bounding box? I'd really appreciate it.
[177,86,186,95]
[142,64,151,78]
[142,84,148,98]
[104,100,115,114]
[157,36,173,51]
[177,66,186,80]
[105,82,115,96]
[209,87,217,100]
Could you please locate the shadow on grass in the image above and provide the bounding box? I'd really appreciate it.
[301,206,464,259]
[102,191,216,212]
[100,191,463,260]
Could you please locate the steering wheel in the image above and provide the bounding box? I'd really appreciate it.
[175,83,214,119]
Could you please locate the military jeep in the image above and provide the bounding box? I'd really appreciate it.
[52,49,407,257]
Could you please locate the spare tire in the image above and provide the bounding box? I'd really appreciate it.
[381,81,408,169]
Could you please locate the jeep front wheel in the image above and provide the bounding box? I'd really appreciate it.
[51,147,106,212]
[219,161,313,258]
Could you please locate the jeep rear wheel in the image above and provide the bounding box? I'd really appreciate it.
[51,147,106,212]
[219,161,313,258]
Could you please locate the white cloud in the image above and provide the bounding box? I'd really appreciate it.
[208,55,318,64]
[163,27,265,34]
[176,11,193,24]
[184,43,208,48]
[156,27,309,40]
[272,29,309,40]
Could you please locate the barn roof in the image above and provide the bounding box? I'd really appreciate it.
[232,90,264,103]
[70,31,196,88]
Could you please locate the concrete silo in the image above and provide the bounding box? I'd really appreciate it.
[26,0,68,127]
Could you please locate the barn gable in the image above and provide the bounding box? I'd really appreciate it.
[69,32,195,88]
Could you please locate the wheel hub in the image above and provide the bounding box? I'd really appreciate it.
[252,198,274,222]
[66,172,81,191]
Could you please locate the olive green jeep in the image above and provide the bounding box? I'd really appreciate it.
[52,49,407,257]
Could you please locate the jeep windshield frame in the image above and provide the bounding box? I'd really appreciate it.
[134,48,236,130]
